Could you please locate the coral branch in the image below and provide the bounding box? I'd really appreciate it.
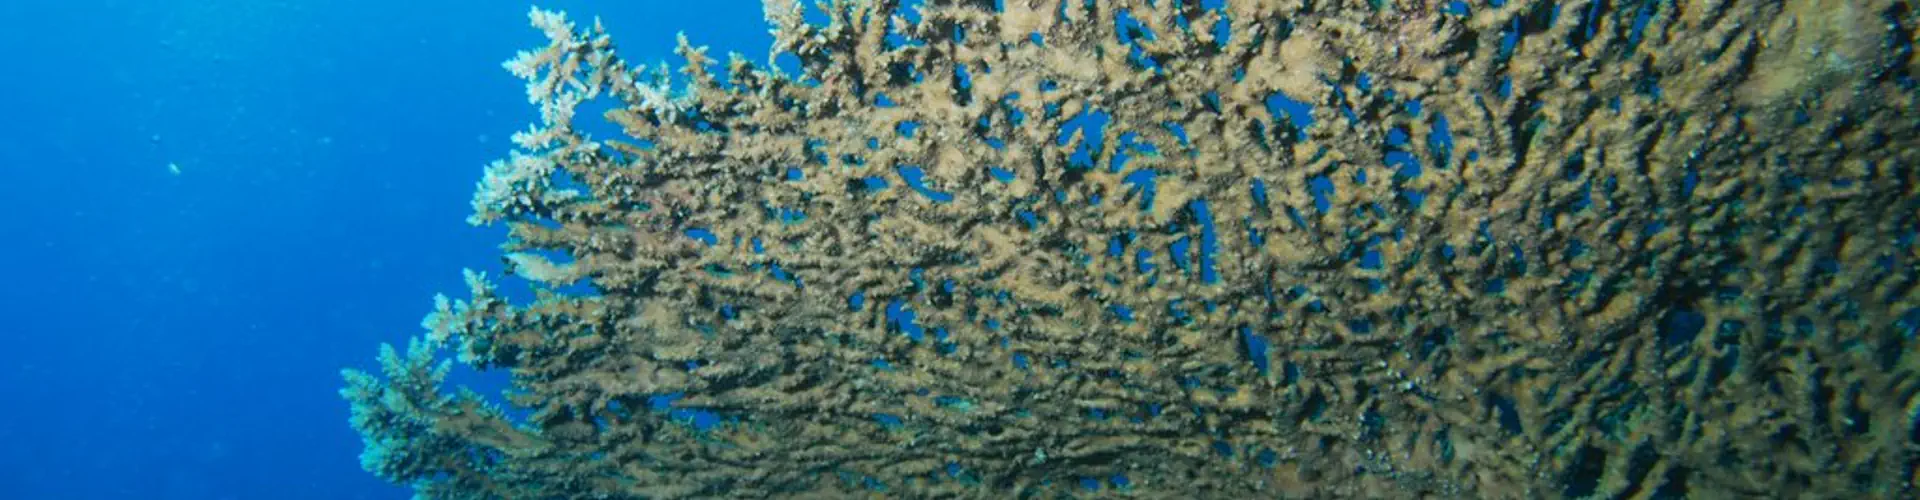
[346,1,1920,498]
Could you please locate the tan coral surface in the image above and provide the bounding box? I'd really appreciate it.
[343,1,1920,498]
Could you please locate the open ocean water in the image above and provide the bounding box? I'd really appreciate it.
[0,1,766,498]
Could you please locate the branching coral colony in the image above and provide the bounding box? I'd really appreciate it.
[341,0,1920,497]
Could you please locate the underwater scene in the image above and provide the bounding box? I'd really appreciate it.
[5,0,1918,498]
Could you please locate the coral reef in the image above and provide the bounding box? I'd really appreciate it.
[342,0,1920,497]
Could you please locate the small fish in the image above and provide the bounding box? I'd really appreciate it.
[168,162,182,175]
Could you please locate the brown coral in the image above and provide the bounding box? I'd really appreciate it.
[343,1,1920,498]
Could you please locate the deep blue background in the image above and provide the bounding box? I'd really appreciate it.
[0,1,768,498]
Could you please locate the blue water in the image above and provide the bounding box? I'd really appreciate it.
[0,2,768,498]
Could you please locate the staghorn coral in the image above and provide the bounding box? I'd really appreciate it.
[341,0,1920,497]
